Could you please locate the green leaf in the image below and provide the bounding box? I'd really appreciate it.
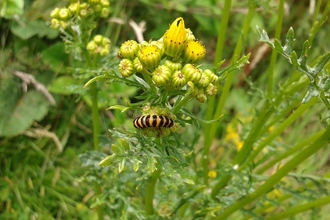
[146,155,157,173]
[0,0,24,19]
[274,39,284,54]
[98,154,117,167]
[256,25,273,47]
[79,151,108,168]
[48,76,85,95]
[41,42,68,73]
[283,27,295,54]
[0,89,49,137]
[11,19,51,40]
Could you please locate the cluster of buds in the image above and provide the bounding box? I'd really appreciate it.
[50,0,110,30]
[86,35,111,56]
[117,17,218,102]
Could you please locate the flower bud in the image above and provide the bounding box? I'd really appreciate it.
[68,3,79,14]
[100,0,110,7]
[197,73,210,88]
[50,19,60,29]
[163,17,187,57]
[100,8,110,18]
[87,41,97,53]
[182,64,202,83]
[171,70,187,89]
[137,44,162,70]
[133,57,143,72]
[205,83,218,96]
[119,40,139,60]
[59,8,71,20]
[150,40,164,57]
[182,40,206,63]
[196,93,207,103]
[50,8,60,18]
[119,59,135,77]
[164,60,182,72]
[204,69,218,83]
[152,65,172,87]
[93,35,103,44]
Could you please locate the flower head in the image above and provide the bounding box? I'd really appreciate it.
[163,17,187,57]
[182,40,206,63]
[137,44,162,70]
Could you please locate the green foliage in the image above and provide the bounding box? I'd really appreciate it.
[2,0,330,219]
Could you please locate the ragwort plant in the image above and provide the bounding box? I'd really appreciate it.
[49,0,330,219]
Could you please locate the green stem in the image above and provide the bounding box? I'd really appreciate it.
[215,127,330,219]
[239,98,318,170]
[141,69,157,93]
[256,129,325,174]
[145,166,162,215]
[172,92,193,114]
[265,195,330,220]
[90,82,103,219]
[91,82,101,150]
[203,0,256,185]
[267,0,285,95]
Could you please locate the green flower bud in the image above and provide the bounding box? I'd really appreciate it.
[87,41,98,53]
[204,69,218,83]
[50,19,60,29]
[133,57,143,72]
[59,21,68,29]
[68,3,79,14]
[80,3,88,9]
[196,93,207,103]
[119,40,139,60]
[100,8,110,18]
[59,8,71,20]
[100,0,110,7]
[119,59,135,77]
[152,65,172,87]
[163,17,187,57]
[164,60,182,72]
[88,0,100,4]
[182,63,202,83]
[50,8,60,18]
[100,48,109,56]
[171,70,187,89]
[93,35,103,44]
[137,44,162,70]
[205,83,218,96]
[182,40,206,63]
[94,4,102,12]
[79,8,88,17]
[197,73,210,88]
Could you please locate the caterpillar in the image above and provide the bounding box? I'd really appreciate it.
[133,115,174,128]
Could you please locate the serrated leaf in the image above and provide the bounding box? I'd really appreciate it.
[98,154,117,167]
[298,40,310,67]
[283,27,295,54]
[146,156,157,173]
[274,39,284,54]
[256,25,274,47]
[131,158,142,172]
[0,88,49,137]
[290,51,299,67]
[111,144,125,154]
[118,158,126,173]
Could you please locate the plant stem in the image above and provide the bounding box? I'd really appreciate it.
[239,97,318,170]
[215,127,330,219]
[267,0,285,96]
[256,129,325,174]
[265,195,330,220]
[145,165,162,215]
[90,82,103,219]
[172,92,193,114]
[203,0,256,186]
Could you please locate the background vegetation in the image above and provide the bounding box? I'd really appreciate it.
[1,0,330,219]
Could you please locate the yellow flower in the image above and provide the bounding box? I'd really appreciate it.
[182,40,206,63]
[137,44,162,70]
[163,17,187,57]
[208,170,217,179]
